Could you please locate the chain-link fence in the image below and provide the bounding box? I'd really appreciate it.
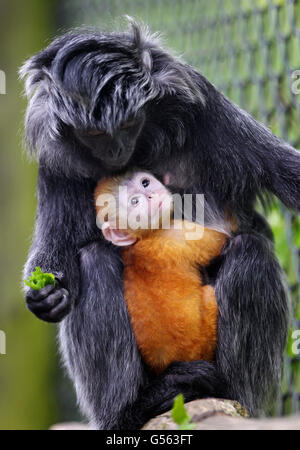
[59,0,300,415]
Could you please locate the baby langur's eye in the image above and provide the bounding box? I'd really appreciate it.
[141,178,150,188]
[131,196,140,206]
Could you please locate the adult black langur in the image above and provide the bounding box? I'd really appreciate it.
[20,20,295,429]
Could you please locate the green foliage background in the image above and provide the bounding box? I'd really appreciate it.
[0,0,64,430]
[0,0,299,429]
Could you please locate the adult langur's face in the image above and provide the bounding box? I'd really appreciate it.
[74,110,146,170]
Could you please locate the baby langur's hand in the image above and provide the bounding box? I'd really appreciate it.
[25,276,72,323]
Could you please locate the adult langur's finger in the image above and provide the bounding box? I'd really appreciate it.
[27,283,56,301]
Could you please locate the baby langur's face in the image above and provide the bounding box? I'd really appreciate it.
[119,172,173,231]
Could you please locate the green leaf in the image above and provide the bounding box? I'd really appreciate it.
[178,420,196,430]
[24,267,55,290]
[171,394,196,429]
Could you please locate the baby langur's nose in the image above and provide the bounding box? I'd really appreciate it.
[148,191,164,200]
[147,193,158,200]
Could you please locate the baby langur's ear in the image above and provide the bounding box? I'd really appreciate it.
[163,172,172,186]
[101,222,137,247]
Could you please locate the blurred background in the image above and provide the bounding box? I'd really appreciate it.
[0,0,299,429]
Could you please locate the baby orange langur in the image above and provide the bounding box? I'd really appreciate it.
[95,171,228,374]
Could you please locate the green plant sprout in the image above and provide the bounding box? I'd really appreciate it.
[171,394,196,430]
[24,266,55,290]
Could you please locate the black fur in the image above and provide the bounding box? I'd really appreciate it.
[20,20,294,428]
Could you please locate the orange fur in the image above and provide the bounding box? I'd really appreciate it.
[122,224,226,374]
